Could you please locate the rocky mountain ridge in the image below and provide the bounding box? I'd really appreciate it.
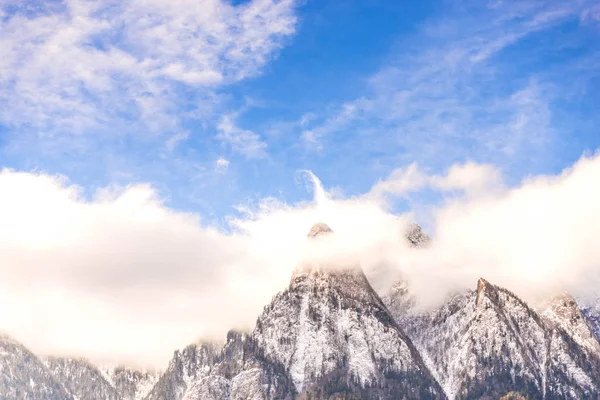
[0,335,159,400]
[383,224,600,400]
[1,223,599,399]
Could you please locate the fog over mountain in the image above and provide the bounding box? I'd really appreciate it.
[1,152,600,367]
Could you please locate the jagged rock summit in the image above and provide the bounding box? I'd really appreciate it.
[3,222,600,399]
[405,222,432,248]
[146,222,445,399]
[307,222,333,238]
[387,276,600,399]
[253,223,445,399]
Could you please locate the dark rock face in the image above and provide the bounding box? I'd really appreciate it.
[405,223,432,248]
[581,301,600,344]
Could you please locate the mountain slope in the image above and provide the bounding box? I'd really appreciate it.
[389,279,600,399]
[0,335,73,400]
[100,365,159,400]
[145,223,445,400]
[252,223,445,399]
[580,300,600,345]
[144,330,293,400]
[3,222,599,399]
[540,294,600,398]
[540,293,600,357]
[44,357,120,400]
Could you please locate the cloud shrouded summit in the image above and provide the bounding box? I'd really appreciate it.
[1,152,600,367]
[307,222,333,238]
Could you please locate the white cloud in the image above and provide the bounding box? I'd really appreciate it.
[216,114,268,159]
[165,130,191,151]
[581,3,600,25]
[368,163,428,201]
[294,1,591,171]
[2,153,600,368]
[0,0,297,135]
[367,161,504,202]
[300,98,372,150]
[215,157,230,172]
[411,152,600,307]
[430,162,504,197]
[0,168,411,367]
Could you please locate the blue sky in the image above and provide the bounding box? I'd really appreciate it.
[1,0,599,223]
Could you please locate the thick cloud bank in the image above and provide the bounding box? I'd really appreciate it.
[1,153,600,367]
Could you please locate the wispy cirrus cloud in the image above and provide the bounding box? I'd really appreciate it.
[0,0,297,139]
[300,97,372,151]
[216,114,268,159]
[295,0,598,176]
[0,0,299,215]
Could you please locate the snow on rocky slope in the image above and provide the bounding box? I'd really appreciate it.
[579,298,600,344]
[382,224,600,400]
[405,223,432,248]
[44,357,120,400]
[143,330,292,400]
[0,335,73,400]
[2,222,600,399]
[386,278,600,399]
[252,223,444,399]
[540,293,600,357]
[100,364,159,400]
[145,223,445,399]
[44,357,160,400]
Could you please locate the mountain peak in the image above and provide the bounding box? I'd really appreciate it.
[405,223,431,248]
[307,222,332,238]
[255,249,444,397]
[476,277,494,309]
[477,277,490,292]
[541,292,600,354]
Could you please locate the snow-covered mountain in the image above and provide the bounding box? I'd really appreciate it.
[144,330,292,400]
[384,278,600,399]
[252,223,444,399]
[2,222,600,399]
[404,223,432,248]
[382,224,600,399]
[43,357,160,400]
[0,335,73,400]
[100,365,159,400]
[540,293,600,357]
[0,333,159,400]
[44,357,120,400]
[146,223,444,399]
[580,299,600,345]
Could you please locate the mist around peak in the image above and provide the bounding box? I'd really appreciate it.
[1,153,600,367]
